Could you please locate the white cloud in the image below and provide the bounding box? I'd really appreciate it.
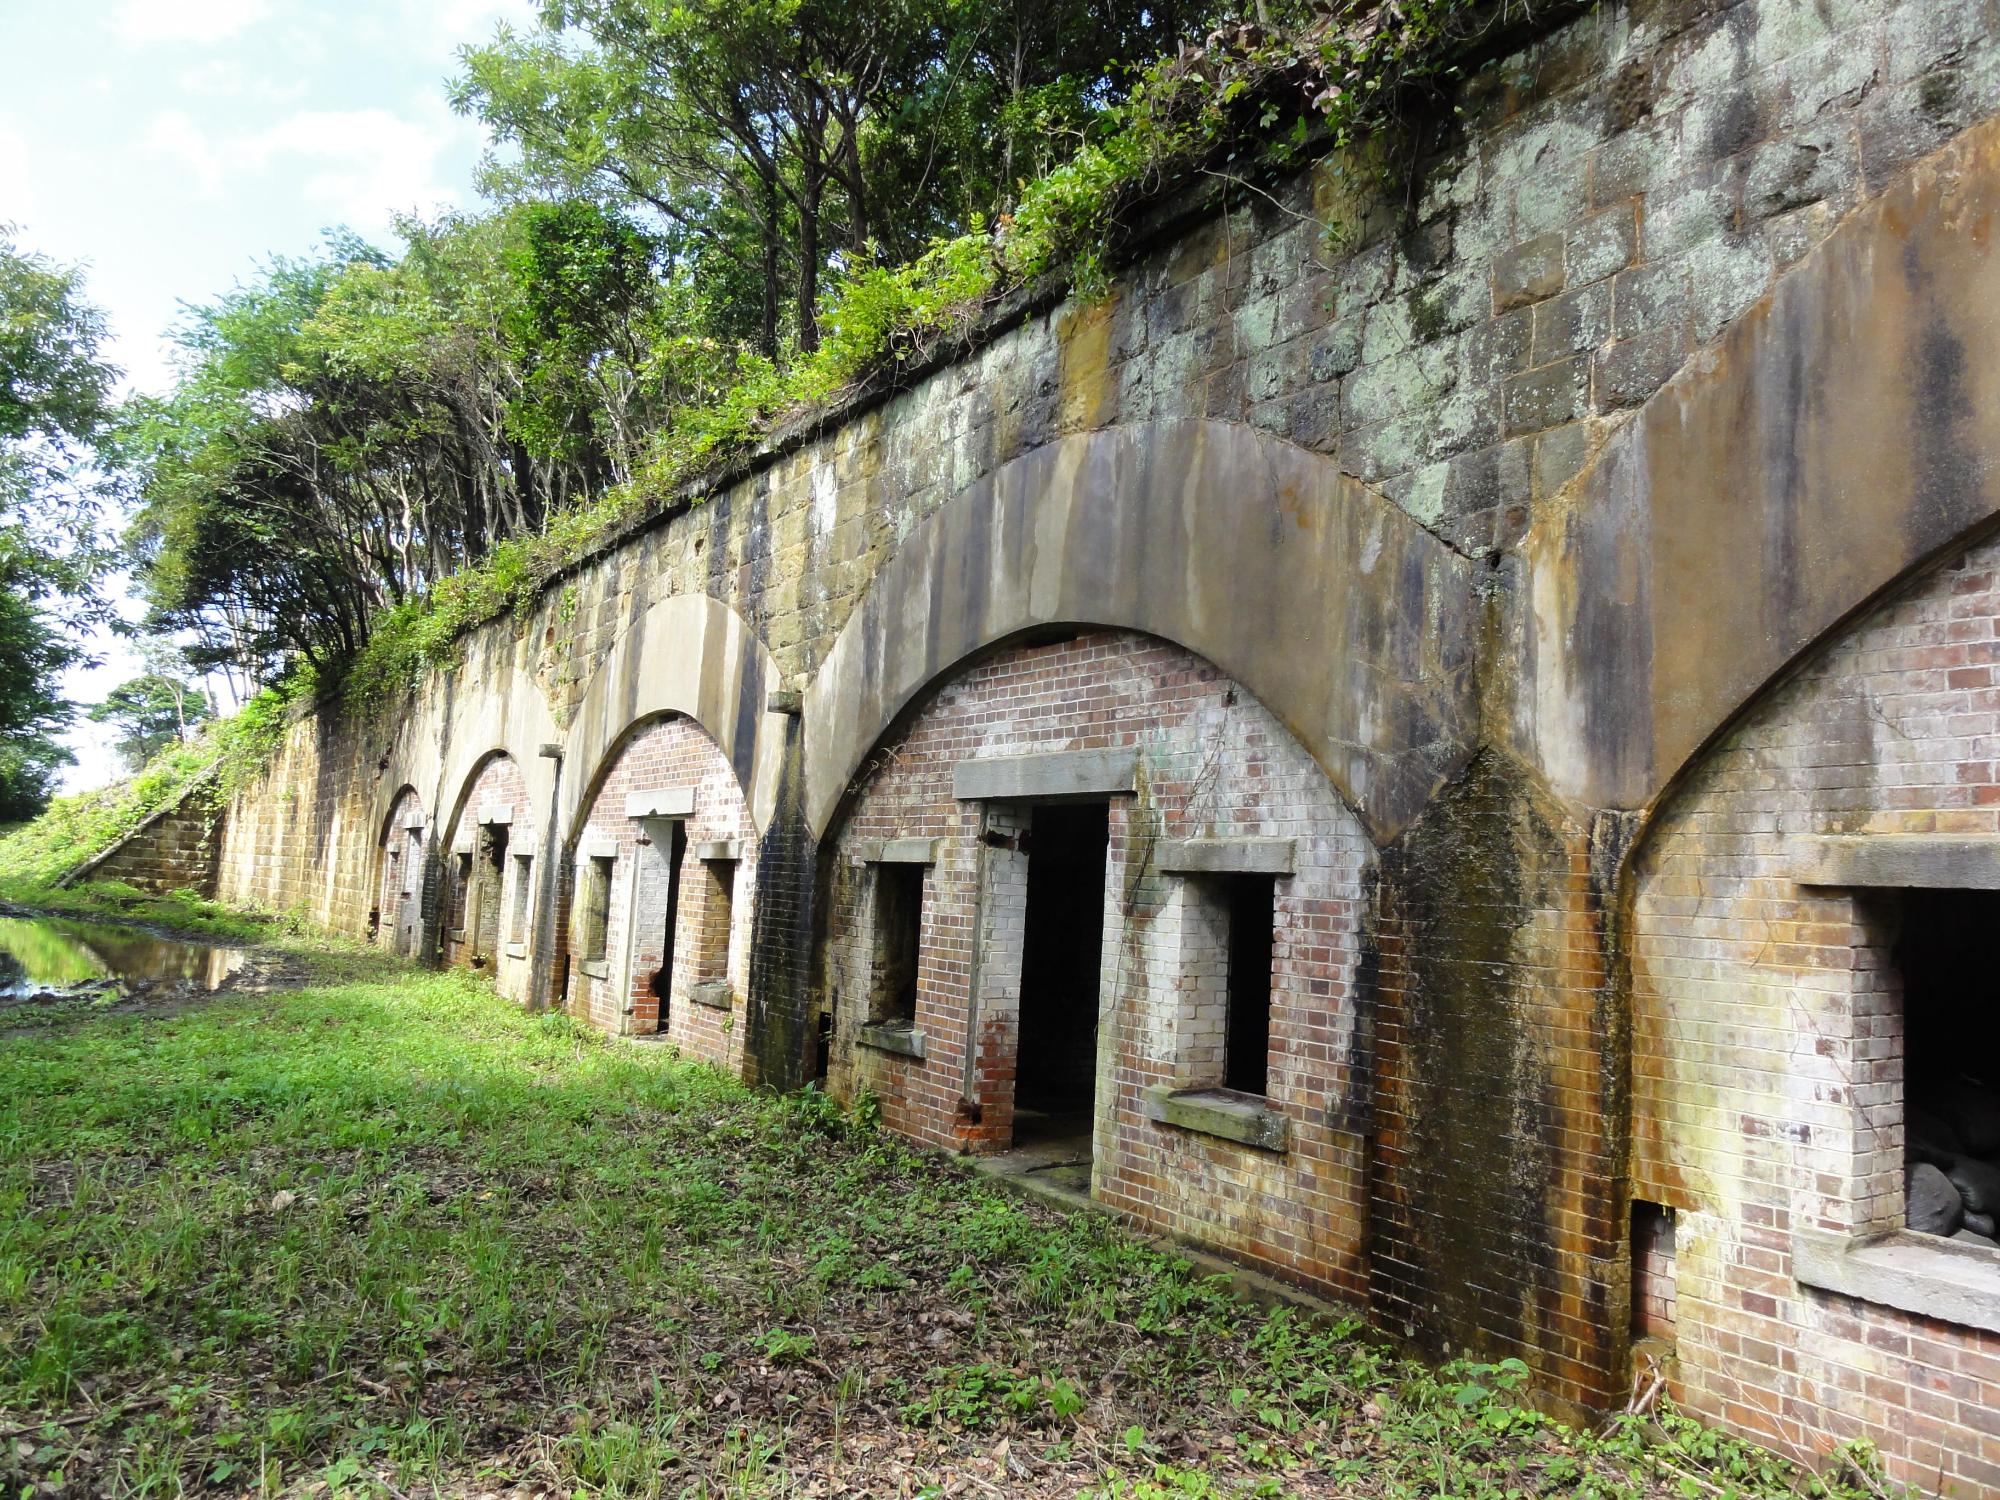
[113,0,271,46]
[141,98,477,231]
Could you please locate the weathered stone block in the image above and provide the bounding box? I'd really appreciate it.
[1612,258,1692,341]
[1503,356,1587,434]
[1531,282,1613,366]
[1565,203,1640,286]
[1492,231,1568,311]
[1593,324,1688,409]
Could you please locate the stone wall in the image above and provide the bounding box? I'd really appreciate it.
[568,714,758,1070]
[207,0,2000,1478]
[67,774,223,896]
[821,629,1373,1298]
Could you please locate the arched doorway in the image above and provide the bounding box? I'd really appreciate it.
[567,714,759,1073]
[821,627,1374,1300]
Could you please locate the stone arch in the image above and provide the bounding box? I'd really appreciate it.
[1620,520,2000,1474]
[560,591,787,838]
[1510,116,2000,818]
[373,784,427,958]
[563,710,760,1063]
[432,748,539,984]
[819,624,1377,1300]
[802,417,1483,845]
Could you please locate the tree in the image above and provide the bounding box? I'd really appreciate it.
[88,672,214,771]
[0,586,74,822]
[0,224,118,598]
[0,227,119,820]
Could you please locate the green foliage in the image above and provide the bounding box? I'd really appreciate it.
[337,3,1501,710]
[85,673,213,773]
[0,672,311,887]
[0,949,1912,1496]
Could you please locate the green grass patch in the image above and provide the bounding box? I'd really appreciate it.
[0,952,1911,1496]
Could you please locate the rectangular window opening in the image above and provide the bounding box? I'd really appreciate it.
[1223,875,1277,1097]
[1898,888,2000,1245]
[450,851,473,937]
[869,862,925,1028]
[509,853,533,944]
[702,858,736,983]
[581,854,614,966]
[1629,1200,1677,1341]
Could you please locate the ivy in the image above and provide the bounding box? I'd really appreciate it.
[340,1,1505,712]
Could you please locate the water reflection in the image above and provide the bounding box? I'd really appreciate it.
[0,916,245,1000]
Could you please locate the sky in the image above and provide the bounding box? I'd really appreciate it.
[0,0,537,790]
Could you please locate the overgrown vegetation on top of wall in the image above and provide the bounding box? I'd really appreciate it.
[340,0,1522,711]
[0,676,311,891]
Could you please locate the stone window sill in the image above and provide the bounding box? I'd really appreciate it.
[578,959,610,981]
[857,1022,926,1060]
[1794,1226,2000,1334]
[1142,1085,1288,1153]
[690,980,732,1010]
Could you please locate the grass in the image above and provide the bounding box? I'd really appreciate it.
[0,877,281,943]
[0,941,1909,1497]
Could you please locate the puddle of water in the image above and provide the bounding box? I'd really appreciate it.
[0,915,245,1001]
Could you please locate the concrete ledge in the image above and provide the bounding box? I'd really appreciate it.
[1158,838,1296,876]
[504,941,527,961]
[695,839,743,862]
[625,787,695,819]
[1794,1226,2000,1334]
[690,980,732,1010]
[857,1022,926,1059]
[1797,835,2000,890]
[578,959,610,981]
[853,837,938,866]
[477,803,515,826]
[579,837,618,859]
[954,749,1137,803]
[1142,1086,1288,1152]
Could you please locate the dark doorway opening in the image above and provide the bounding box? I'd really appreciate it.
[1898,888,2000,1242]
[1223,875,1276,1096]
[651,821,688,1030]
[1013,801,1109,1154]
[472,823,508,964]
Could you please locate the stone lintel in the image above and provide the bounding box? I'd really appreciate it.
[504,941,528,961]
[852,837,937,867]
[695,839,743,862]
[1798,835,2000,889]
[579,837,618,860]
[1158,838,1296,876]
[857,1022,926,1059]
[690,980,732,1010]
[477,803,515,826]
[1794,1227,2000,1335]
[1142,1085,1289,1153]
[403,814,426,832]
[625,787,695,819]
[953,749,1137,803]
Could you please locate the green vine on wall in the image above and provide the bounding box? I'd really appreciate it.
[340,0,1522,713]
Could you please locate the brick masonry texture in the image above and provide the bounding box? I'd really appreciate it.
[73,782,223,896]
[1632,536,2000,1493]
[567,716,757,1072]
[199,0,2000,1482]
[823,631,1370,1296]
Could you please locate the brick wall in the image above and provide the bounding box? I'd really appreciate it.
[436,754,535,998]
[374,787,428,958]
[70,776,223,896]
[1631,534,2000,1490]
[822,630,1373,1298]
[567,716,758,1072]
[193,0,2000,1452]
